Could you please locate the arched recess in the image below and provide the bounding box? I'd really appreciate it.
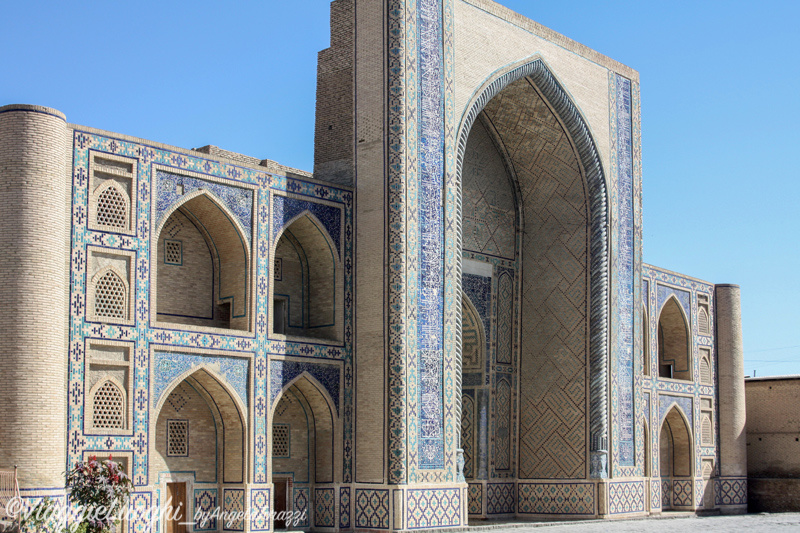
[659,406,693,510]
[272,212,342,341]
[658,297,691,380]
[271,373,339,528]
[643,306,650,376]
[151,366,247,531]
[155,190,250,331]
[460,292,485,481]
[454,58,609,478]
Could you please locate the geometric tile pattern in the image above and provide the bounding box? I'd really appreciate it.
[223,488,245,532]
[129,492,152,533]
[496,272,514,364]
[269,359,340,414]
[355,489,389,530]
[194,488,218,531]
[517,483,595,515]
[486,483,514,514]
[271,194,342,254]
[407,488,461,528]
[461,395,475,479]
[608,481,645,514]
[650,479,662,510]
[385,0,410,485]
[67,130,354,497]
[294,488,310,528]
[250,488,271,532]
[339,487,351,529]
[643,264,717,479]
[156,170,254,247]
[461,119,515,260]
[482,79,588,480]
[154,351,250,410]
[456,58,611,482]
[315,488,335,528]
[467,483,483,515]
[716,478,747,506]
[672,480,693,507]
[494,378,511,471]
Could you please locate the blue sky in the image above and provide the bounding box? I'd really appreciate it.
[2,1,798,376]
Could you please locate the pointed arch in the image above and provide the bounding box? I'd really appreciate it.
[455,57,610,478]
[658,296,692,380]
[272,211,342,341]
[152,365,247,486]
[90,266,129,321]
[659,405,693,478]
[271,372,338,484]
[88,377,127,431]
[643,305,651,376]
[460,292,485,373]
[154,189,250,330]
[93,180,130,230]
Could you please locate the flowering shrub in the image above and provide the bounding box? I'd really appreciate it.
[66,456,132,533]
[19,457,132,533]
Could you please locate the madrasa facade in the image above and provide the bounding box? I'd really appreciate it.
[0,0,749,530]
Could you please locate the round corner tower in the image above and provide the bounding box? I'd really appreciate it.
[0,104,71,489]
[715,283,748,513]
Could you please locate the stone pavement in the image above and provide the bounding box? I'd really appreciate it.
[460,513,800,532]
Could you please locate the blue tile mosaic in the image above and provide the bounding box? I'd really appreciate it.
[417,0,446,472]
[153,351,249,409]
[614,75,635,467]
[659,394,693,430]
[269,359,340,414]
[272,195,342,255]
[156,170,254,247]
[656,284,691,322]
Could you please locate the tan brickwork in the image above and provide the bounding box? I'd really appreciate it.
[0,105,70,489]
[746,377,800,511]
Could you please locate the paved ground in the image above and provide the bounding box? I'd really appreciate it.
[463,513,800,532]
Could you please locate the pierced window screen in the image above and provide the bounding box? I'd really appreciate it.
[96,186,128,229]
[95,271,127,319]
[273,424,290,458]
[93,381,125,429]
[167,420,189,456]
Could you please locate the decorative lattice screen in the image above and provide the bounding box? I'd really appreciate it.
[167,420,189,456]
[165,240,182,265]
[698,308,710,335]
[93,380,125,429]
[96,186,128,229]
[701,415,713,446]
[272,424,290,457]
[95,271,127,319]
[700,356,712,385]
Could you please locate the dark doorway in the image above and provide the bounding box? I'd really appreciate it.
[166,482,187,533]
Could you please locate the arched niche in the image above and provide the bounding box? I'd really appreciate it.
[658,297,691,380]
[659,405,693,510]
[455,58,609,479]
[272,212,342,341]
[155,191,250,331]
[271,373,339,528]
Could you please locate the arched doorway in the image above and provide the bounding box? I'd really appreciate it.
[658,297,691,380]
[272,212,341,341]
[152,367,246,533]
[659,406,693,510]
[155,191,250,331]
[456,59,609,483]
[271,374,337,530]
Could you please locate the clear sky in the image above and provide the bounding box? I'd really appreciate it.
[2,1,798,376]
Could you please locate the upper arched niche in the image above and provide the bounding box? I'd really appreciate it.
[457,63,608,479]
[658,297,691,380]
[155,191,250,331]
[272,212,342,342]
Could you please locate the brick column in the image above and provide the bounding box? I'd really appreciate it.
[0,104,71,489]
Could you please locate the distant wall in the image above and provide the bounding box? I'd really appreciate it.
[746,377,800,511]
